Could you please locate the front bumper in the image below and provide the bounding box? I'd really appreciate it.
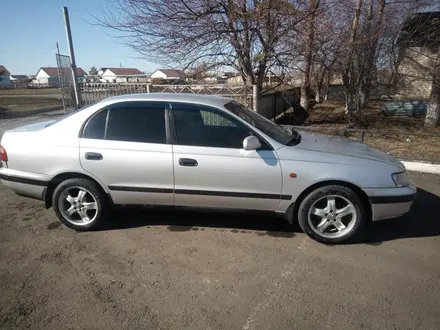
[364,185,417,221]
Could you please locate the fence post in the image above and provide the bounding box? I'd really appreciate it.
[360,130,365,142]
[62,6,81,109]
[147,84,151,93]
[252,84,259,112]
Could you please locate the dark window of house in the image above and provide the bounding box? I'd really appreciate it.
[173,104,251,148]
[106,102,166,144]
[83,109,108,140]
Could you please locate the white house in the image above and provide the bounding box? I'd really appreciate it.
[33,67,86,86]
[0,66,12,88]
[150,69,185,82]
[100,68,144,83]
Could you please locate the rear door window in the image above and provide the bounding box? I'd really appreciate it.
[83,101,167,144]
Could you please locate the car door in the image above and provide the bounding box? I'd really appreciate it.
[171,102,283,211]
[79,101,174,206]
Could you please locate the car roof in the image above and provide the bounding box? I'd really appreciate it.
[98,93,233,109]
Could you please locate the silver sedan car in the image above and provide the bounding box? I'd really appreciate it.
[0,94,416,243]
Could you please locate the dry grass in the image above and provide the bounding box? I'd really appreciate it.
[298,100,440,162]
[0,97,62,112]
[0,88,61,96]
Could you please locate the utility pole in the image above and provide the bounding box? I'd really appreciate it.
[55,42,67,114]
[62,6,81,109]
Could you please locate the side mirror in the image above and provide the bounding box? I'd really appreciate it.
[243,135,261,150]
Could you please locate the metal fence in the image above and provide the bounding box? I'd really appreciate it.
[80,83,253,108]
[55,53,75,112]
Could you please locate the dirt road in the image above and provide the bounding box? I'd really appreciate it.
[0,172,439,329]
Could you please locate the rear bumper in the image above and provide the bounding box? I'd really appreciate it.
[0,168,49,201]
[365,185,417,221]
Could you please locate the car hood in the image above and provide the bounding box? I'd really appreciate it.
[8,120,56,132]
[295,130,404,168]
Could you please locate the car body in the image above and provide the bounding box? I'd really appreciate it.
[0,93,416,243]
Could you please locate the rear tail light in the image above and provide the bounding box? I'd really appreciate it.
[0,145,7,162]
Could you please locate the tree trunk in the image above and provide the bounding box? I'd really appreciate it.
[359,0,385,111]
[343,0,363,124]
[425,50,440,127]
[300,0,320,111]
[315,88,321,103]
[300,85,310,110]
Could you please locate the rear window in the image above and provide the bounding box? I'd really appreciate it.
[83,110,108,140]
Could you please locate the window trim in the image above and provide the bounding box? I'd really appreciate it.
[80,101,170,144]
[169,102,273,150]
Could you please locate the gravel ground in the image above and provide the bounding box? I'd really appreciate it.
[0,172,439,329]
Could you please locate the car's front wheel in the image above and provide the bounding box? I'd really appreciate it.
[297,185,367,244]
[52,178,108,231]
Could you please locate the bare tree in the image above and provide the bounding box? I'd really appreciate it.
[89,66,98,75]
[300,0,320,111]
[310,4,346,102]
[339,0,430,126]
[95,0,306,113]
[425,48,440,126]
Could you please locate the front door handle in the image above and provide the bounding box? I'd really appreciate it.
[179,158,198,167]
[85,152,103,160]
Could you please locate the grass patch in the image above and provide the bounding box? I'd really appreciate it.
[0,97,62,112]
[0,88,61,96]
[287,100,440,162]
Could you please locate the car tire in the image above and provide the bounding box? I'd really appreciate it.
[297,185,367,244]
[52,178,108,231]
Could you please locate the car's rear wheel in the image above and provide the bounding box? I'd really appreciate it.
[52,178,108,231]
[297,185,367,244]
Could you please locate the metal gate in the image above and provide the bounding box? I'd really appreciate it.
[55,53,75,113]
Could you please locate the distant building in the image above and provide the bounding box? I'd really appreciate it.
[10,75,30,82]
[227,74,244,85]
[396,12,440,99]
[99,68,144,83]
[33,67,86,86]
[0,65,12,88]
[150,69,185,82]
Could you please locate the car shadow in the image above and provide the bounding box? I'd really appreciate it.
[95,187,439,243]
[362,188,440,244]
[100,207,296,238]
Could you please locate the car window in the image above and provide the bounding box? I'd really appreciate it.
[106,102,166,144]
[173,104,251,148]
[83,109,108,140]
[224,101,299,145]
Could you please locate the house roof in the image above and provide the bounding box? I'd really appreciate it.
[105,68,144,75]
[397,12,440,48]
[39,67,87,77]
[10,75,29,79]
[154,69,185,78]
[0,66,10,75]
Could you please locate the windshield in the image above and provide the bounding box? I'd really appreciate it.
[224,101,299,145]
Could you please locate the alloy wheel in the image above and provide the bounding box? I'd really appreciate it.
[57,186,99,226]
[307,195,357,239]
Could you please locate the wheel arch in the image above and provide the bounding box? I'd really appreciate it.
[44,172,113,208]
[285,180,372,225]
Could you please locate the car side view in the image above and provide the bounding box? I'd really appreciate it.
[0,94,416,243]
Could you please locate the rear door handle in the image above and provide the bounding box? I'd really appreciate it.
[179,158,198,167]
[85,152,103,160]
